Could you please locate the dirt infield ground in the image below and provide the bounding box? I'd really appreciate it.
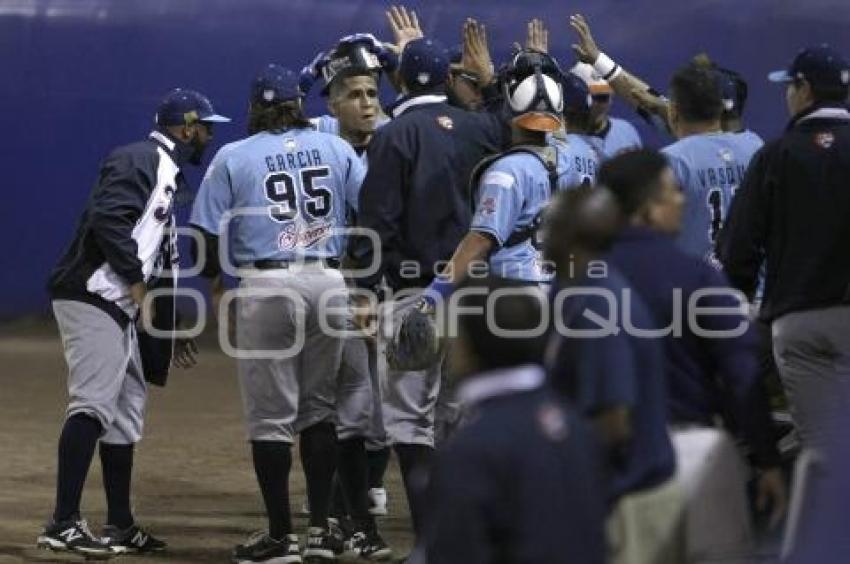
[0,320,414,563]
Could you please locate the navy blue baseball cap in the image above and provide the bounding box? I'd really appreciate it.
[400,38,450,89]
[561,72,592,114]
[155,88,230,126]
[768,45,850,89]
[252,64,302,104]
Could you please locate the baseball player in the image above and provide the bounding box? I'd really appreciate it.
[428,49,586,295]
[40,89,225,558]
[659,62,762,264]
[570,62,643,159]
[190,65,365,563]
[552,71,601,187]
[301,35,395,554]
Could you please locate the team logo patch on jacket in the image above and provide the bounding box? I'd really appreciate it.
[436,115,454,130]
[536,402,570,442]
[815,132,835,149]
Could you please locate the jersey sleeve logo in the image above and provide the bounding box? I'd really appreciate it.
[479,197,497,216]
[482,171,515,190]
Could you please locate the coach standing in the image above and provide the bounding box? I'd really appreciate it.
[40,89,225,557]
[719,46,850,450]
[349,36,505,540]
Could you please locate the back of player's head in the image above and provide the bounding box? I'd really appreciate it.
[543,185,621,270]
[248,64,310,134]
[598,149,670,217]
[453,275,547,372]
[399,38,450,94]
[690,54,750,120]
[719,67,749,117]
[561,72,592,130]
[669,62,724,123]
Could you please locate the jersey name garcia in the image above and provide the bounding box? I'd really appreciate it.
[190,128,365,265]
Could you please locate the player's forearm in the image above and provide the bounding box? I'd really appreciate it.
[443,231,494,286]
[609,67,671,125]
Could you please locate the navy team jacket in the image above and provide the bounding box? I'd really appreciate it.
[426,366,607,564]
[350,93,507,291]
[607,226,780,467]
[49,130,189,384]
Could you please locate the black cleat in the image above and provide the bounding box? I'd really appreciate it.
[102,523,167,554]
[303,527,342,562]
[347,529,393,561]
[232,531,302,564]
[36,519,116,559]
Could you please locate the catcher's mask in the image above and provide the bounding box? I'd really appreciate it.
[320,34,386,96]
[503,49,564,132]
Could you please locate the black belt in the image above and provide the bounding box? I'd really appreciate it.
[252,257,340,269]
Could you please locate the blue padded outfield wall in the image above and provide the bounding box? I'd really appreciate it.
[1,0,849,317]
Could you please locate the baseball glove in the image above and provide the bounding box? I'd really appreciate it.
[385,300,443,371]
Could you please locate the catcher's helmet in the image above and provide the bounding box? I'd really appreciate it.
[503,49,564,132]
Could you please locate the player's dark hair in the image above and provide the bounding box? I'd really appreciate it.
[797,78,850,104]
[598,149,670,218]
[719,67,749,117]
[454,276,547,371]
[543,185,621,272]
[248,100,310,134]
[669,63,723,122]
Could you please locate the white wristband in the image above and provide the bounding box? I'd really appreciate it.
[593,52,622,81]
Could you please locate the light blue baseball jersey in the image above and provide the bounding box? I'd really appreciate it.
[190,128,365,264]
[471,138,601,282]
[662,131,760,264]
[733,128,765,156]
[584,117,643,161]
[471,153,551,282]
[555,135,599,187]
